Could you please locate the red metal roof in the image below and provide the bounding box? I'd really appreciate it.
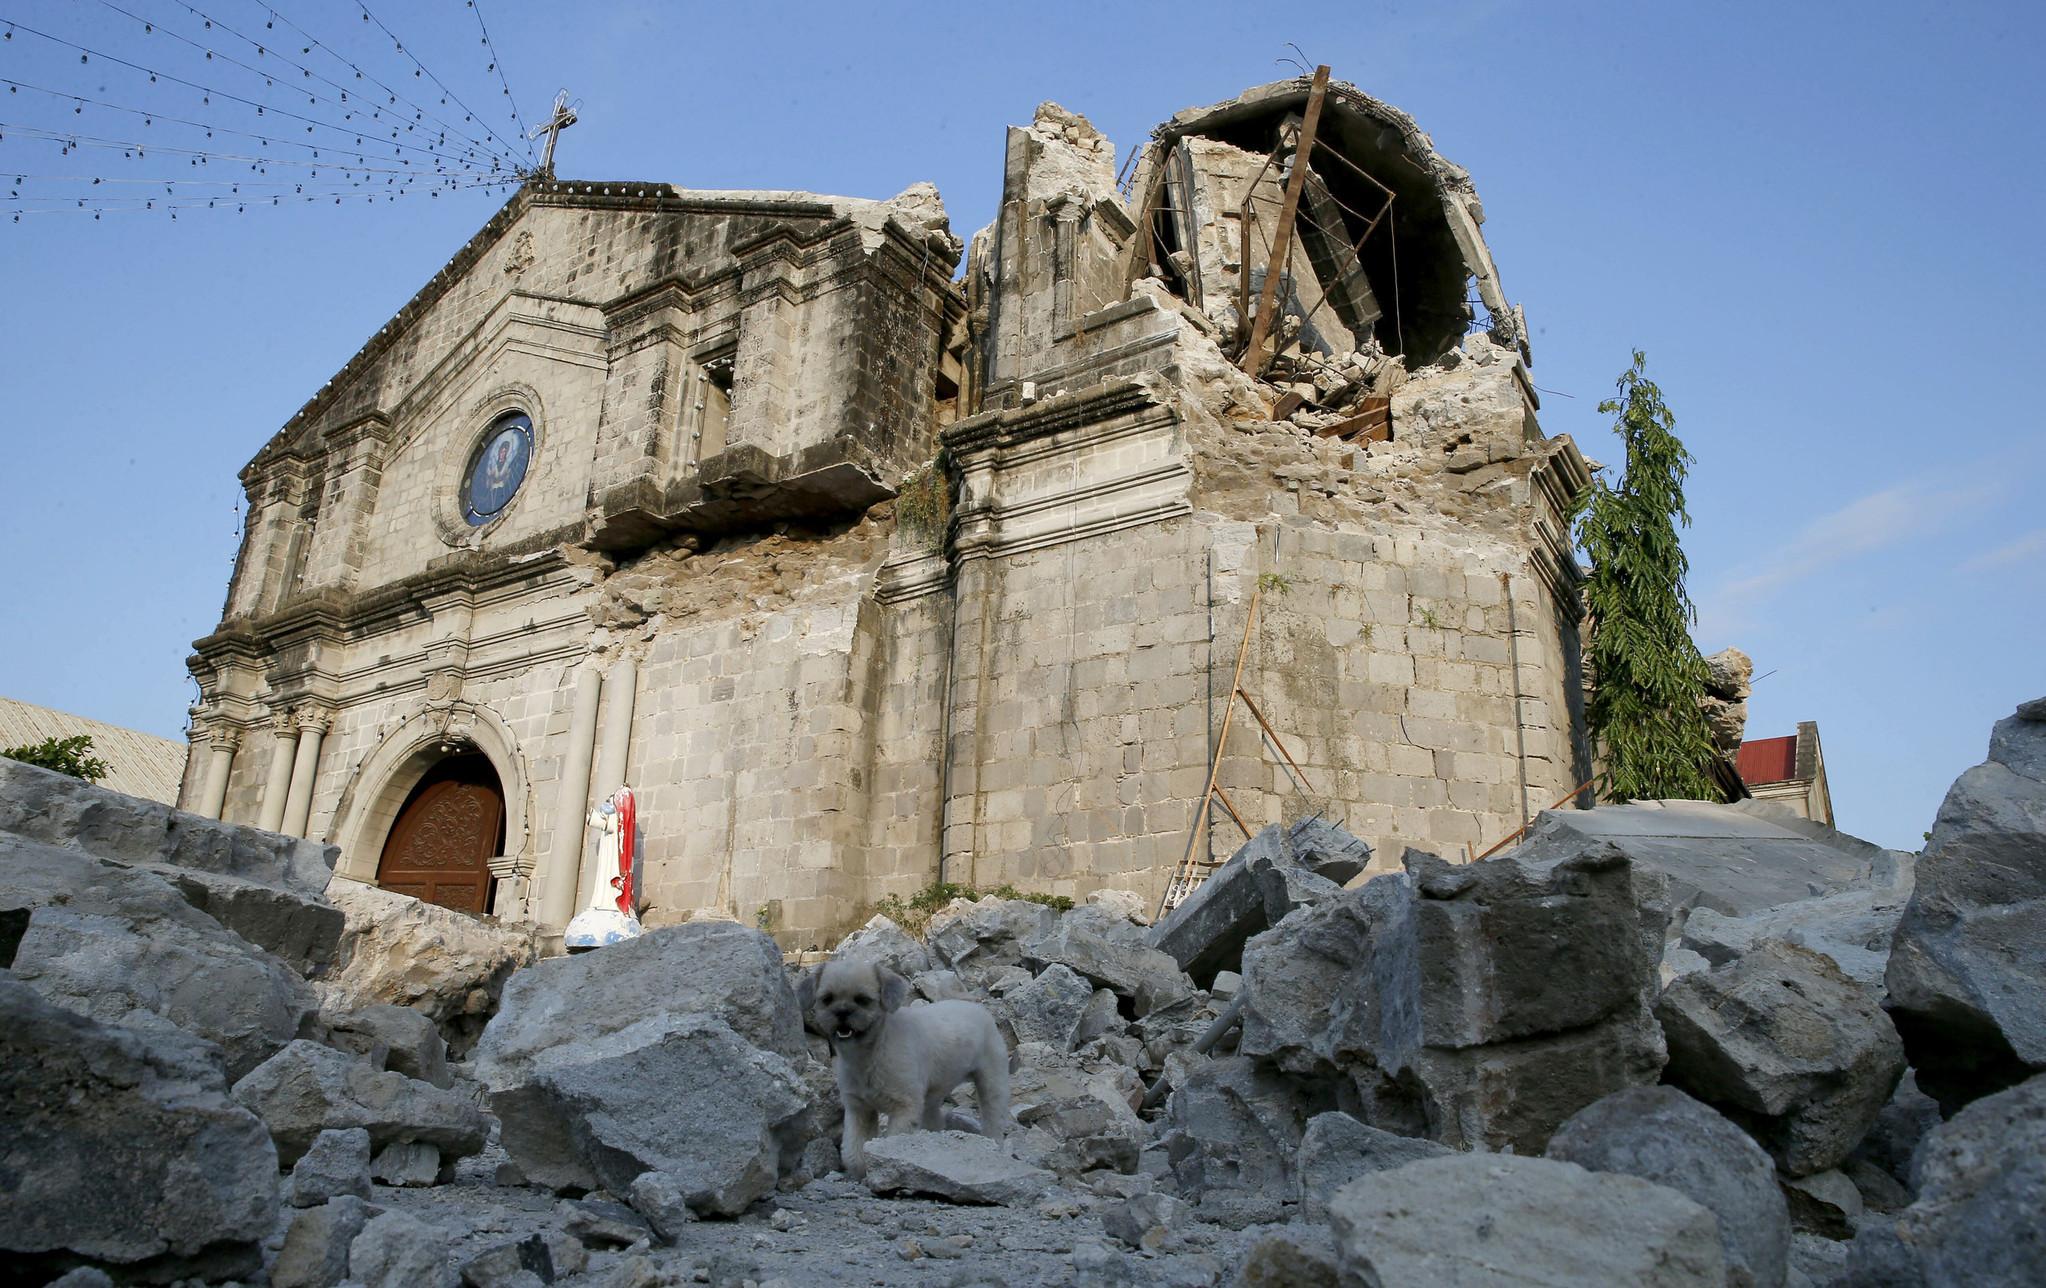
[1737,735,1799,786]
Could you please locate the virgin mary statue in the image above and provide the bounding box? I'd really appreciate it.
[563,785,641,949]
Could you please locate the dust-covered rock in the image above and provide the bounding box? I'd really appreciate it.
[1657,940,1904,1176]
[860,1130,1055,1206]
[231,1038,488,1168]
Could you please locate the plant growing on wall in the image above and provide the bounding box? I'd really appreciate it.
[895,450,952,549]
[1575,351,1719,803]
[2,734,110,783]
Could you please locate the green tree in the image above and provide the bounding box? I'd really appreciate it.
[2,733,111,783]
[1575,351,1718,802]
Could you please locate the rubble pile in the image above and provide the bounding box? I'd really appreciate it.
[3,691,2043,1283]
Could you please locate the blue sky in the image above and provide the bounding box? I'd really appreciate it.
[2,1,2039,850]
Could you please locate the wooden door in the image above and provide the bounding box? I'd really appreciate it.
[375,755,505,914]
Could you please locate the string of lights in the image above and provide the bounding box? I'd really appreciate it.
[348,1,531,165]
[1,5,537,222]
[1,121,500,178]
[8,175,510,219]
[464,0,530,158]
[257,0,528,167]
[117,0,525,168]
[2,79,514,174]
[0,17,516,171]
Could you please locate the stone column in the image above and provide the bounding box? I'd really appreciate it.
[280,709,330,838]
[256,715,300,834]
[579,656,638,908]
[196,726,240,821]
[539,666,603,930]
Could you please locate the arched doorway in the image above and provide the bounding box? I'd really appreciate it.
[374,753,506,914]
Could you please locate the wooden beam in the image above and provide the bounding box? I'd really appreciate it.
[1239,66,1331,376]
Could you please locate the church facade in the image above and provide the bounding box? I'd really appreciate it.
[180,77,1592,949]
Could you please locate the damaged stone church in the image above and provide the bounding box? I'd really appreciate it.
[179,74,1591,949]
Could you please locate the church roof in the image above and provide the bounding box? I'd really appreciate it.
[0,695,187,805]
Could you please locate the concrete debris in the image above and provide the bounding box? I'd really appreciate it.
[1,834,317,1081]
[831,914,932,978]
[1161,1054,1328,1201]
[473,921,807,1086]
[1845,1071,2046,1285]
[1546,1086,1790,1288]
[0,975,280,1283]
[1001,962,1101,1050]
[1023,904,1196,1016]
[1702,647,1755,753]
[1675,874,1914,989]
[860,1130,1055,1206]
[1517,798,1892,922]
[288,1126,373,1207]
[321,876,535,1055]
[625,1170,698,1244]
[925,895,1059,989]
[488,1011,808,1212]
[1886,696,2046,1111]
[1102,1192,1185,1250]
[559,1197,655,1248]
[273,1196,370,1288]
[229,1038,489,1168]
[1148,817,1368,984]
[1293,1111,1451,1222]
[0,757,337,896]
[1228,1224,1340,1287]
[460,1229,588,1287]
[349,1207,456,1288]
[1326,1154,1728,1286]
[320,1001,456,1088]
[370,1139,444,1186]
[1780,1167,1862,1239]
[1656,940,1905,1177]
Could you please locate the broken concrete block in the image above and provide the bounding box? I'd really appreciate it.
[319,877,534,1056]
[860,1130,1055,1206]
[1147,818,1368,983]
[1002,963,1097,1050]
[1025,904,1194,1016]
[926,896,1058,987]
[1886,697,2046,1111]
[1546,1086,1789,1288]
[1101,1192,1184,1250]
[319,1001,454,1088]
[474,921,806,1090]
[0,976,279,1284]
[1294,1112,1451,1222]
[272,1196,370,1288]
[1656,940,1905,1177]
[230,1039,488,1168]
[348,1208,455,1288]
[1084,887,1150,925]
[287,1127,372,1207]
[1680,881,1912,988]
[1161,1054,1329,1200]
[1230,1223,1340,1287]
[1845,1071,2046,1285]
[369,1139,442,1187]
[626,1170,698,1243]
[1,835,317,1081]
[1327,1155,1727,1287]
[831,914,931,978]
[459,1230,587,1287]
[558,1198,654,1248]
[1781,1168,1862,1240]
[487,1011,807,1213]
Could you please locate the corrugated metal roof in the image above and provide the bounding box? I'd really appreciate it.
[0,696,187,805]
[1736,735,1800,787]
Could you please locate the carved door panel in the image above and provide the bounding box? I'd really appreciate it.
[375,756,505,914]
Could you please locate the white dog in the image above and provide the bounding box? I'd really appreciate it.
[796,957,1012,1177]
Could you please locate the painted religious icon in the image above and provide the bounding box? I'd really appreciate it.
[463,411,534,525]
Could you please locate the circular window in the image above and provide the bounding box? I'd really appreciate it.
[462,411,534,526]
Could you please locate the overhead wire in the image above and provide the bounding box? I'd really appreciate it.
[255,0,528,167]
[348,0,530,164]
[0,16,516,172]
[463,0,530,161]
[2,79,505,174]
[95,0,523,168]
[0,121,500,178]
